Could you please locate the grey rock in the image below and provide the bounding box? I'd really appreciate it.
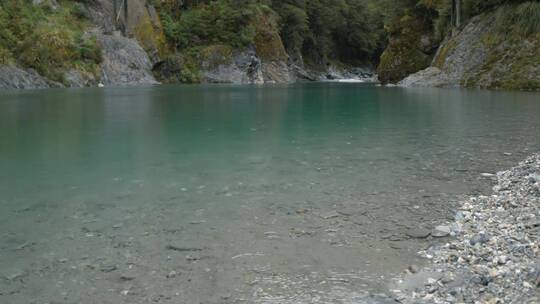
[201,48,264,84]
[394,153,540,303]
[100,265,117,273]
[0,66,51,90]
[64,69,97,88]
[166,270,178,278]
[431,225,451,238]
[97,33,159,86]
[469,233,490,245]
[319,210,340,219]
[406,228,431,238]
[480,173,496,178]
[166,244,202,252]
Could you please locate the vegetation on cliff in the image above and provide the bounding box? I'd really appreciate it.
[152,0,387,82]
[0,0,101,84]
[0,0,537,89]
[377,0,540,89]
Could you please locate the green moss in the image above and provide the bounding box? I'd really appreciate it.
[433,38,456,68]
[199,44,233,69]
[253,10,287,61]
[134,12,169,58]
[154,52,201,84]
[464,28,540,91]
[377,14,436,83]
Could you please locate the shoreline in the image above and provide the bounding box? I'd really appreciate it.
[391,153,540,303]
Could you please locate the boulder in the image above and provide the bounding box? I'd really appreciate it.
[97,33,159,86]
[377,15,438,84]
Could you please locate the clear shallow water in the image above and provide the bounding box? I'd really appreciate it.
[0,83,539,303]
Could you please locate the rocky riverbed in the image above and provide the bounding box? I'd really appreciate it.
[392,153,540,303]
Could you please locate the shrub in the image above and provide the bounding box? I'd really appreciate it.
[160,0,258,51]
[495,1,540,36]
[0,0,101,83]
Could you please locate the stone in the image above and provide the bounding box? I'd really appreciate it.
[395,154,540,303]
[408,265,419,274]
[5,271,24,281]
[406,228,431,239]
[97,33,159,87]
[431,225,451,237]
[319,211,340,220]
[166,244,202,252]
[100,265,118,273]
[469,233,490,245]
[480,173,496,178]
[0,66,51,90]
[64,69,96,88]
[166,270,177,278]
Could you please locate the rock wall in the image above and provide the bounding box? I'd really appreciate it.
[83,0,166,61]
[98,33,158,86]
[399,13,540,90]
[0,66,52,90]
[377,15,439,84]
[0,0,162,90]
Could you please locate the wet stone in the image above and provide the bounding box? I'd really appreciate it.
[406,228,431,239]
[394,154,540,304]
[431,225,451,238]
[319,210,340,219]
[100,265,117,273]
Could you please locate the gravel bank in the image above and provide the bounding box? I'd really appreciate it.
[393,153,540,303]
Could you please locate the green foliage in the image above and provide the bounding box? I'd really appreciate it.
[0,0,101,83]
[158,0,260,50]
[270,0,388,65]
[495,2,540,36]
[155,0,388,68]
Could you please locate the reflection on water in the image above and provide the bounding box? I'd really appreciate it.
[0,83,539,303]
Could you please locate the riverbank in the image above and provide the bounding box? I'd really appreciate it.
[392,153,540,303]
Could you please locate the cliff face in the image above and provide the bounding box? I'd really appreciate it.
[398,11,540,90]
[0,0,162,90]
[377,15,439,84]
[154,7,294,85]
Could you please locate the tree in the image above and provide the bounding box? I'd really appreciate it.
[451,0,462,27]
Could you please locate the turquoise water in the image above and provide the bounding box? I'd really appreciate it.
[1,83,539,303]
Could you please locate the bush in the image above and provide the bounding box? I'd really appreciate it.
[160,0,258,50]
[495,1,540,36]
[0,0,101,83]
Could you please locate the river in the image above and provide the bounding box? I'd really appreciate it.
[1,83,539,303]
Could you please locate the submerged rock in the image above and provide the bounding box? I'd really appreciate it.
[394,153,540,303]
[406,228,431,239]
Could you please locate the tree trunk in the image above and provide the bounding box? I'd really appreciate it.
[455,0,461,27]
[124,0,129,35]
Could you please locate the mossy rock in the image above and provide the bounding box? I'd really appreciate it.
[153,53,201,84]
[133,13,168,60]
[252,11,287,62]
[462,25,540,90]
[377,15,437,84]
[199,45,234,69]
[378,37,433,84]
